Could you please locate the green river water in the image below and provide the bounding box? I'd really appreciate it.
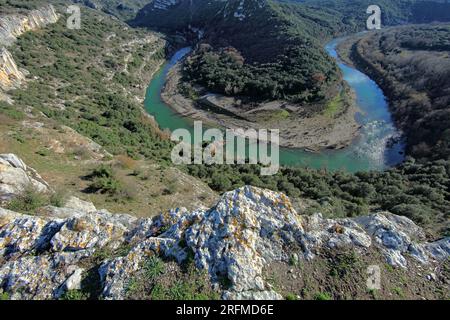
[144,39,404,172]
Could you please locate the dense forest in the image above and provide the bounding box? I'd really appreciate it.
[347,24,450,162]
[134,0,450,105]
[3,5,172,160]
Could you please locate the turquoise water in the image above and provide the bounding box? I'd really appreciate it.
[144,40,404,172]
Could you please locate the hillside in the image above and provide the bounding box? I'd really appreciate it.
[133,0,450,104]
[71,0,151,20]
[133,0,349,104]
[301,0,450,25]
[0,2,217,215]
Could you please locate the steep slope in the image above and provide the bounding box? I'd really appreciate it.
[133,0,450,104]
[72,0,151,20]
[300,0,450,25]
[0,2,217,215]
[134,0,345,104]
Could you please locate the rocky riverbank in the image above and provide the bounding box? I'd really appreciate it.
[0,154,448,300]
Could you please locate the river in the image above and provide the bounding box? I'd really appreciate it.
[144,39,404,172]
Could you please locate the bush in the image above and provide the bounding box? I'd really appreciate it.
[87,165,123,195]
[285,293,298,300]
[0,289,9,300]
[49,190,67,208]
[210,174,232,191]
[60,290,88,301]
[391,204,431,224]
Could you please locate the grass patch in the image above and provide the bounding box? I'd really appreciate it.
[0,289,9,300]
[126,256,220,300]
[60,289,88,301]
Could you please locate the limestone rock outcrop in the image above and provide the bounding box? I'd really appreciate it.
[0,154,449,300]
[0,5,58,46]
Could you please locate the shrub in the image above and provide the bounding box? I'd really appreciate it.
[49,190,67,208]
[116,155,137,170]
[313,292,332,300]
[87,165,123,195]
[210,174,232,191]
[285,293,298,300]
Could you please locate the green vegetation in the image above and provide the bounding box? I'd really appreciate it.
[349,24,450,162]
[135,0,353,105]
[313,292,332,300]
[7,6,172,163]
[135,0,450,106]
[329,251,361,278]
[323,92,345,118]
[392,286,405,298]
[183,41,338,103]
[49,190,67,208]
[0,289,9,300]
[0,0,50,12]
[285,293,298,300]
[7,185,49,213]
[87,165,122,195]
[0,101,25,120]
[60,290,88,301]
[83,0,150,21]
[126,256,220,300]
[85,165,137,201]
[186,158,450,237]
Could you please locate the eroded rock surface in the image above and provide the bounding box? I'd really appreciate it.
[0,155,449,300]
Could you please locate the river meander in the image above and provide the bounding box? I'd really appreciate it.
[144,39,404,172]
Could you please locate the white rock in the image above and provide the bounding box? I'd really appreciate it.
[65,197,96,213]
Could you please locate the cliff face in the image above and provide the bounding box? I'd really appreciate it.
[0,5,58,93]
[0,48,25,91]
[0,154,449,300]
[0,5,58,46]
